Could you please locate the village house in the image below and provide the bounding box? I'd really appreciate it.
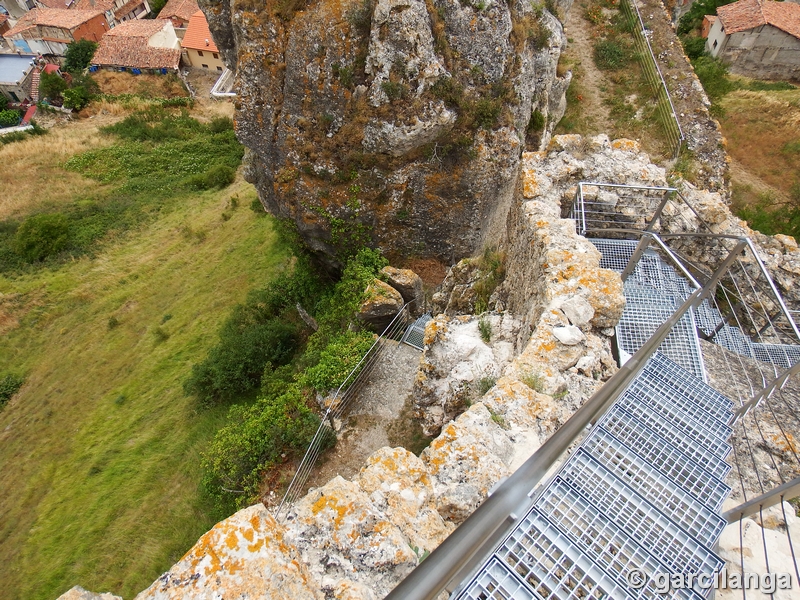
[157,0,198,37]
[706,0,800,80]
[0,53,36,102]
[2,7,108,55]
[181,9,223,71]
[91,18,181,72]
[70,0,151,28]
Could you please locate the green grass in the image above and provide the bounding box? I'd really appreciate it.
[0,164,288,599]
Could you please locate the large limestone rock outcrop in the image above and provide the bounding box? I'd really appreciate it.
[198,0,572,268]
[57,587,122,600]
[413,312,522,435]
[134,504,321,600]
[283,476,418,598]
[358,278,404,331]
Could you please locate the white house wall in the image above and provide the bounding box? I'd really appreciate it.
[148,23,180,49]
[706,17,727,57]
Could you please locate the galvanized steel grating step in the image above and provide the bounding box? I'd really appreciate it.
[457,557,537,600]
[642,354,734,424]
[619,375,731,459]
[582,428,726,546]
[535,481,703,600]
[400,313,431,350]
[599,405,731,506]
[494,508,628,600]
[751,343,800,369]
[591,239,639,272]
[558,452,724,584]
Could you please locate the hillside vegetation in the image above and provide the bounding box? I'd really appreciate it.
[0,105,288,599]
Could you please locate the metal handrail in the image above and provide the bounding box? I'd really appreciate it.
[384,240,747,600]
[723,476,800,522]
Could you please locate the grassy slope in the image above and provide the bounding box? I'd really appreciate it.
[719,87,800,203]
[0,174,286,599]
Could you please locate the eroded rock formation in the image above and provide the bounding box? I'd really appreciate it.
[199,0,572,268]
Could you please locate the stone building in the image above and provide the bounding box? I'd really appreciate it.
[91,18,180,72]
[706,0,800,80]
[2,8,109,55]
[156,0,198,38]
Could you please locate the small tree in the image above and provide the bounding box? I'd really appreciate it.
[0,109,20,128]
[63,39,98,73]
[39,72,67,102]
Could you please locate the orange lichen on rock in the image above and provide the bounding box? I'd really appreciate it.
[133,504,321,600]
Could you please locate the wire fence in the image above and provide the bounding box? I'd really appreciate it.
[274,302,415,521]
[619,0,684,158]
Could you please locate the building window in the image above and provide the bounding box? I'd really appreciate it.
[217,66,223,71]
[713,39,718,49]
[202,64,208,69]
[197,50,203,56]
[213,52,219,59]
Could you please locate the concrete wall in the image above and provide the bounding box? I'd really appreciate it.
[0,65,33,102]
[184,47,224,71]
[706,17,727,57]
[713,24,800,80]
[148,21,180,49]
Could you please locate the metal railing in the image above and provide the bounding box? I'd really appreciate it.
[619,0,684,158]
[384,239,748,600]
[275,302,413,521]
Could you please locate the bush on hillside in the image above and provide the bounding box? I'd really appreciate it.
[63,39,98,73]
[13,213,71,262]
[0,373,25,407]
[185,164,236,190]
[184,318,299,406]
[594,40,628,70]
[682,35,707,60]
[39,72,67,103]
[0,109,21,128]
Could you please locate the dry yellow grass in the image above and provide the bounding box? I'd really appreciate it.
[719,88,800,199]
[0,123,114,220]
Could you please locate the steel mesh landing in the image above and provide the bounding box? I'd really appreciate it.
[751,342,800,368]
[401,313,431,350]
[582,428,726,546]
[599,405,731,507]
[617,281,705,380]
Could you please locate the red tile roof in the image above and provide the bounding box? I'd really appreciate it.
[92,19,181,69]
[181,10,217,52]
[113,0,147,18]
[158,0,199,23]
[71,0,115,12]
[37,0,72,8]
[717,0,800,39]
[4,8,104,37]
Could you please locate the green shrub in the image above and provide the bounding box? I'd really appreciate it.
[207,116,234,134]
[682,35,707,60]
[184,317,300,406]
[381,80,406,100]
[474,98,501,129]
[0,373,25,407]
[185,164,237,190]
[201,378,322,506]
[594,40,628,70]
[63,86,91,110]
[300,330,375,393]
[0,109,20,128]
[478,316,492,343]
[520,369,546,392]
[39,72,67,103]
[478,376,497,396]
[14,213,71,262]
[431,77,464,109]
[691,55,736,102]
[64,39,98,73]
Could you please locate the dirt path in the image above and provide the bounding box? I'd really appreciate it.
[563,6,613,135]
[306,341,425,490]
[729,157,791,205]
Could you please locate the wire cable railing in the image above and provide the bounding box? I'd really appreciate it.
[274,302,414,521]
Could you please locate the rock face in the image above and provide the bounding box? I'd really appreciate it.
[198,0,572,268]
[134,505,321,600]
[358,278,404,331]
[413,312,523,435]
[56,588,122,600]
